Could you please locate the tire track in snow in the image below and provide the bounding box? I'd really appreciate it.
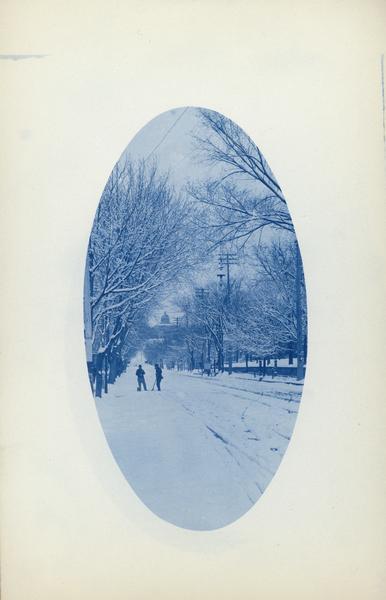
[180,398,276,479]
[177,373,299,415]
[167,374,293,497]
[205,425,264,500]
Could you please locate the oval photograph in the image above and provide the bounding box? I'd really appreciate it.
[83,107,307,530]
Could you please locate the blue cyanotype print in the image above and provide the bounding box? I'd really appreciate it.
[84,107,307,530]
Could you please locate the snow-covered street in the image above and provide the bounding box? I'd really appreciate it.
[96,361,301,530]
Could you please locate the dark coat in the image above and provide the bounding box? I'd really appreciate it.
[136,367,145,379]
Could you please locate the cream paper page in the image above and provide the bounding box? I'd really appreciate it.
[1,1,385,599]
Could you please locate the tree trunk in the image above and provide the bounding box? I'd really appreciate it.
[95,352,104,398]
[295,241,304,380]
[228,350,233,374]
[103,352,109,394]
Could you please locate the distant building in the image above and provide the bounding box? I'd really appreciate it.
[160,311,171,325]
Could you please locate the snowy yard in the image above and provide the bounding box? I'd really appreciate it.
[96,360,302,530]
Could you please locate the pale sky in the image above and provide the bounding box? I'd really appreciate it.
[118,106,287,324]
[121,106,220,192]
[121,107,225,324]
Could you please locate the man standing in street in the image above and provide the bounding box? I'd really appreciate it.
[154,363,163,391]
[136,364,147,391]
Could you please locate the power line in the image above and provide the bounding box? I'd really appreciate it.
[146,107,190,160]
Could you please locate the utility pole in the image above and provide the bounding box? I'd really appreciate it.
[195,288,209,369]
[218,252,238,372]
[295,241,304,381]
[195,287,208,300]
[218,252,238,303]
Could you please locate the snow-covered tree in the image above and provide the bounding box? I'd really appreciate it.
[226,240,307,363]
[189,109,294,248]
[189,109,306,377]
[85,159,196,395]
